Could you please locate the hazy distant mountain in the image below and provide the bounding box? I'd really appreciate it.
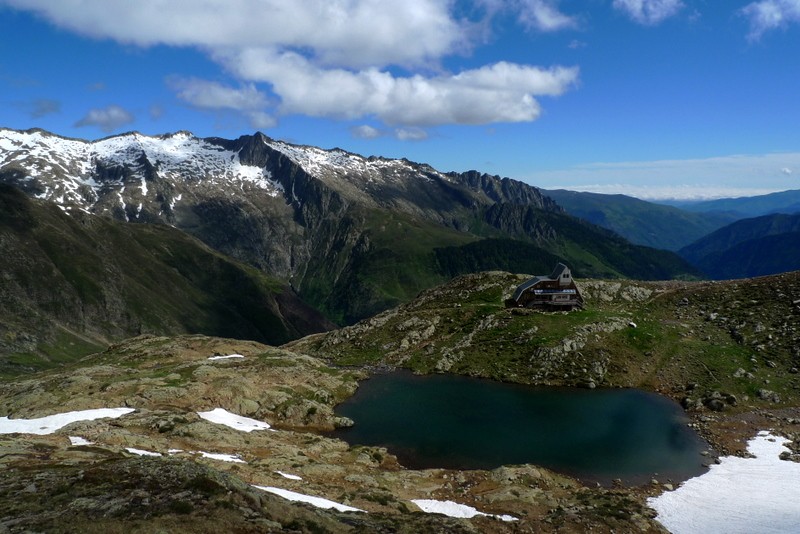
[679,212,800,279]
[1,128,699,323]
[543,189,735,251]
[662,189,800,219]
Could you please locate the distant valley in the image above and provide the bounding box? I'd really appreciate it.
[545,188,800,280]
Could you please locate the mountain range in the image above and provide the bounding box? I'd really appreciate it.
[0,128,699,328]
[1,128,800,532]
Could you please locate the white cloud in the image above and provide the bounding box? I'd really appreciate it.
[612,0,684,25]
[169,78,268,111]
[740,0,800,40]
[395,127,429,141]
[246,111,276,129]
[3,0,578,132]
[527,152,800,200]
[218,48,578,126]
[782,167,793,175]
[517,0,578,32]
[169,78,275,129]
[74,105,134,132]
[0,0,463,69]
[351,125,383,139]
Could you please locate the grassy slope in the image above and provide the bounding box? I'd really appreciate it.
[302,205,701,325]
[289,271,800,413]
[299,208,479,325]
[0,185,331,376]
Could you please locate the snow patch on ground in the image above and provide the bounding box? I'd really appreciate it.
[275,471,302,481]
[68,436,94,446]
[0,408,135,435]
[125,447,162,457]
[648,431,800,533]
[411,499,518,522]
[207,354,245,361]
[195,451,245,463]
[196,408,270,432]
[253,485,365,513]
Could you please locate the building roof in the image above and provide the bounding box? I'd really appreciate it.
[511,263,571,302]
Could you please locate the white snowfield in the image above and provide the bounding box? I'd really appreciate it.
[411,499,518,522]
[196,451,245,463]
[253,485,365,513]
[265,137,449,186]
[0,408,135,435]
[275,470,303,481]
[68,436,94,446]
[207,354,245,361]
[125,447,162,457]
[0,129,282,210]
[196,408,271,432]
[648,431,800,533]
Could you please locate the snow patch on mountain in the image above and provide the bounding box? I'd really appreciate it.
[0,129,283,210]
[264,137,449,185]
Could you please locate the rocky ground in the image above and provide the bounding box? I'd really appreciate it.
[2,271,800,532]
[0,334,663,533]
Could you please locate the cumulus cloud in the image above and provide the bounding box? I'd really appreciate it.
[781,167,793,175]
[740,0,800,40]
[0,0,463,69]
[218,48,578,126]
[612,0,684,25]
[3,0,578,132]
[517,0,578,32]
[74,105,134,132]
[351,125,383,139]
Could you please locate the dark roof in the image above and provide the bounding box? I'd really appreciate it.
[511,263,570,302]
[550,262,568,279]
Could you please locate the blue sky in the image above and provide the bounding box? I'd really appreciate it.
[1,0,799,200]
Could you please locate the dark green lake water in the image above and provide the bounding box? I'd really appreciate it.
[329,371,708,484]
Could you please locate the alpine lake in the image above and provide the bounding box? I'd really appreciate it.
[329,370,709,485]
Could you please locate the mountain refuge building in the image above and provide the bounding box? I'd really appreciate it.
[506,263,584,311]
